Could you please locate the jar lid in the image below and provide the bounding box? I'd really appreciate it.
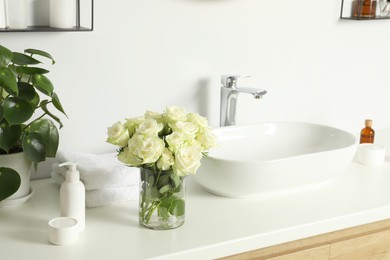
[48,217,79,246]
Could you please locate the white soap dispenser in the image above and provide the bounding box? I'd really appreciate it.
[59,162,85,231]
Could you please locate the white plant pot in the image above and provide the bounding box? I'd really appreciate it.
[0,152,32,199]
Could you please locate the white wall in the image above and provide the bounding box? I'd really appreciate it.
[2,0,390,155]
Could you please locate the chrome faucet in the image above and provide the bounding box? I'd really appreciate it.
[220,75,267,127]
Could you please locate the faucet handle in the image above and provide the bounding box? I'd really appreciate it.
[221,74,251,88]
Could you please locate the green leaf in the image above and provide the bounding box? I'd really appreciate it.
[169,199,185,217]
[159,184,172,194]
[3,97,34,125]
[11,86,39,118]
[15,84,39,120]
[29,91,40,108]
[15,66,49,75]
[0,167,21,202]
[0,106,3,121]
[40,100,63,128]
[160,197,172,208]
[29,119,59,157]
[25,49,55,65]
[11,52,41,65]
[157,174,170,188]
[17,82,36,101]
[0,67,18,96]
[0,121,22,152]
[158,206,169,221]
[51,92,67,117]
[0,45,13,67]
[170,174,181,188]
[32,74,53,96]
[22,132,46,163]
[145,186,160,201]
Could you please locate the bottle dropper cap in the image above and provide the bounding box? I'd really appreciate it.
[365,119,373,127]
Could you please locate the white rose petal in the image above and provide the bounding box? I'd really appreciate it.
[157,148,174,171]
[163,106,187,123]
[187,113,209,128]
[166,131,186,153]
[196,128,217,151]
[136,118,163,136]
[107,122,130,147]
[124,116,145,136]
[129,134,164,164]
[127,134,144,153]
[173,146,202,176]
[118,147,142,166]
[170,121,199,138]
[144,111,164,123]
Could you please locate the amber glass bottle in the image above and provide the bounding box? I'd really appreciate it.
[352,0,377,18]
[360,119,375,144]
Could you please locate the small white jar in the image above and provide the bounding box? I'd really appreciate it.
[48,217,79,246]
[356,143,386,166]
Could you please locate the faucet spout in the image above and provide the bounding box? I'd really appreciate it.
[220,75,267,127]
[236,87,267,99]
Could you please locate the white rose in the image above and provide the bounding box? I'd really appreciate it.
[170,121,199,138]
[157,148,174,171]
[127,134,144,153]
[163,106,187,123]
[173,146,202,176]
[166,131,186,152]
[187,113,209,128]
[136,118,163,136]
[128,134,164,164]
[124,116,145,136]
[107,122,130,147]
[144,110,164,123]
[196,128,217,151]
[118,147,142,166]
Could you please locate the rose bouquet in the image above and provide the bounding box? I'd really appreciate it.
[107,106,216,229]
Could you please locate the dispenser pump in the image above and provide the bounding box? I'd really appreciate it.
[60,162,80,183]
[59,161,85,231]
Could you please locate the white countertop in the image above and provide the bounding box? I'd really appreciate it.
[2,158,390,260]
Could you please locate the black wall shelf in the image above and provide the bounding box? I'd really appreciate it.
[0,26,92,33]
[341,16,390,20]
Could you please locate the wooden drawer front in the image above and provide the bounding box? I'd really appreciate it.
[330,229,390,260]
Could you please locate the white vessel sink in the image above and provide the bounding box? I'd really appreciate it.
[195,122,358,198]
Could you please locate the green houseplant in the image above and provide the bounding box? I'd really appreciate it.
[0,44,66,202]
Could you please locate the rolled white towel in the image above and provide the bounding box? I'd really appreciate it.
[51,163,139,208]
[53,150,139,191]
[86,186,139,208]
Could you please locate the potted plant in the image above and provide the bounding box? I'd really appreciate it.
[0,44,66,203]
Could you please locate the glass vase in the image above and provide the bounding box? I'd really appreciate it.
[139,167,185,230]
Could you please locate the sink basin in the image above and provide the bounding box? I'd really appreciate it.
[195,122,358,198]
